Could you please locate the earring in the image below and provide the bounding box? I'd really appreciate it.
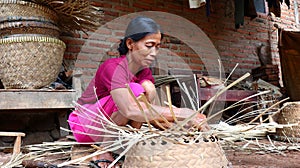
[128,45,133,50]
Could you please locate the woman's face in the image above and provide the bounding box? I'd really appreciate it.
[127,32,161,68]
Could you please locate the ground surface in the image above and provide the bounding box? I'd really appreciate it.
[0,139,299,167]
[225,150,300,168]
[223,138,300,168]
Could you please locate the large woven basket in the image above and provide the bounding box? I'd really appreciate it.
[0,0,58,23]
[276,101,300,142]
[123,136,229,168]
[0,36,66,89]
[0,20,60,38]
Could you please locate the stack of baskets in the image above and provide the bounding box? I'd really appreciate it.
[276,101,300,142]
[0,0,66,89]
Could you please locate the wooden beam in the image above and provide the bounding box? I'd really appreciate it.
[199,88,257,101]
[0,89,77,110]
[0,132,25,137]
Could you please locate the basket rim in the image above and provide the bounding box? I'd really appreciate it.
[0,0,57,16]
[0,20,59,30]
[283,101,300,106]
[0,16,57,24]
[0,36,65,48]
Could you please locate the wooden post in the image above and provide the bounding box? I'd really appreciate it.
[13,136,22,154]
[0,132,25,155]
[72,70,83,101]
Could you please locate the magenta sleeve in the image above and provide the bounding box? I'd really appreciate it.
[95,60,132,94]
[136,68,155,84]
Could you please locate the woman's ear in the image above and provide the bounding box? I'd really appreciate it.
[126,38,134,50]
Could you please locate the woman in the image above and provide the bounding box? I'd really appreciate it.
[68,16,206,168]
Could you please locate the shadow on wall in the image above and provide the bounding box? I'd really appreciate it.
[0,80,4,89]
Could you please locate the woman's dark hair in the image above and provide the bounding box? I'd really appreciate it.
[118,16,163,55]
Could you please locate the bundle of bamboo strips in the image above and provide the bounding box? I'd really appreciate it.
[24,0,104,33]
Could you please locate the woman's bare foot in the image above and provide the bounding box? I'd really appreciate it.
[91,152,121,168]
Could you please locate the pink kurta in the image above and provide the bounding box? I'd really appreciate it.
[68,55,154,142]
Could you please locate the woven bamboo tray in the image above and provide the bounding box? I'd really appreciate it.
[0,20,60,38]
[123,136,229,168]
[0,0,58,23]
[0,36,66,89]
[276,101,300,142]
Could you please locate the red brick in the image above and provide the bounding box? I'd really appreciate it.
[185,53,199,58]
[189,65,203,71]
[89,42,110,49]
[151,6,168,12]
[91,2,112,8]
[114,5,135,12]
[107,51,119,56]
[104,10,120,17]
[76,54,89,61]
[94,28,112,35]
[66,46,81,53]
[115,31,125,37]
[62,39,85,45]
[81,33,89,39]
[106,37,121,43]
[63,53,77,60]
[190,58,203,64]
[75,62,98,69]
[133,2,152,10]
[80,47,105,54]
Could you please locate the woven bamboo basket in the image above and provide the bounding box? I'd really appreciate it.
[0,0,58,23]
[276,101,300,142]
[123,136,230,168]
[0,36,66,89]
[0,20,60,38]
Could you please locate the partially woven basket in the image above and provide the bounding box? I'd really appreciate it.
[0,36,66,89]
[276,101,300,142]
[0,0,58,23]
[0,20,60,38]
[123,136,229,168]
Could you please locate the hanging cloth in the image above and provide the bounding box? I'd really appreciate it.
[245,0,258,19]
[279,0,291,9]
[235,0,257,29]
[266,0,290,17]
[267,0,281,17]
[234,0,245,29]
[206,0,211,16]
[278,30,300,100]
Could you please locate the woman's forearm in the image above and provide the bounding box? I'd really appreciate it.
[122,101,195,123]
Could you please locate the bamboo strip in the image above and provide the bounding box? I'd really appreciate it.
[165,85,178,123]
[126,84,152,131]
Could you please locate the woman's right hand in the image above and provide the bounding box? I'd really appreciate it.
[193,113,210,131]
[180,109,209,131]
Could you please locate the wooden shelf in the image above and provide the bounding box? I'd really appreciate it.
[0,71,82,110]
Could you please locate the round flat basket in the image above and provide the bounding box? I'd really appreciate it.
[0,20,60,38]
[0,0,58,23]
[275,101,300,142]
[123,136,229,168]
[0,36,66,89]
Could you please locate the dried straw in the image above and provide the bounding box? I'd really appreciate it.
[4,69,298,167]
[25,0,104,33]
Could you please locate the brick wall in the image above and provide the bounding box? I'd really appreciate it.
[61,0,300,89]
